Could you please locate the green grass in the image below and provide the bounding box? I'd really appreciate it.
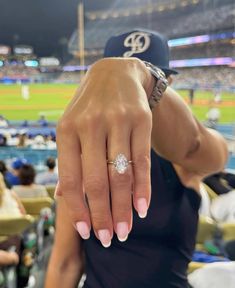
[0,83,77,121]
[0,84,234,123]
[178,89,235,123]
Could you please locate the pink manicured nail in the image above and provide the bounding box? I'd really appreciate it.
[98,229,111,248]
[116,222,129,242]
[76,222,90,239]
[137,198,148,218]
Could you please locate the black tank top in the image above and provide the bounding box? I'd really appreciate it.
[83,150,201,288]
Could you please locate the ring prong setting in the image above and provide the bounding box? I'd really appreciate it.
[109,153,132,174]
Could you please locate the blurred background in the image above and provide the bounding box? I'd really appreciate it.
[0,0,234,166]
[0,1,234,287]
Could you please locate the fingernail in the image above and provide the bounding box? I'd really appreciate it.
[137,198,148,218]
[98,229,111,248]
[76,222,90,239]
[116,222,129,242]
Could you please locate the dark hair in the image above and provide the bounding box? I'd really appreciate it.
[18,164,36,185]
[0,160,7,175]
[46,157,56,170]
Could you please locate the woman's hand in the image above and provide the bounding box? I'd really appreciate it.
[56,58,153,247]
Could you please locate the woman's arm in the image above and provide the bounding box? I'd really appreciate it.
[151,85,228,178]
[45,196,84,288]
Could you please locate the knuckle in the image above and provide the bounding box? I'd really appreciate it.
[84,177,107,199]
[134,154,151,171]
[110,169,132,188]
[107,108,128,123]
[69,208,88,222]
[91,211,110,230]
[57,118,74,135]
[135,107,152,123]
[77,112,102,132]
[114,199,131,213]
[59,176,78,191]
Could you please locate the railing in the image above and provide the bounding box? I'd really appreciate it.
[0,147,57,168]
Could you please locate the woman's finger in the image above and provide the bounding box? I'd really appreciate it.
[131,109,152,218]
[80,122,113,248]
[56,120,91,240]
[107,123,133,242]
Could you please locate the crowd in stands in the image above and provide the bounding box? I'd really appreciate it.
[0,132,56,149]
[69,2,234,52]
[57,71,82,83]
[86,0,233,14]
[167,3,234,38]
[0,115,51,129]
[173,67,235,90]
[170,42,234,60]
[0,115,57,150]
[0,65,39,80]
[0,157,58,190]
[0,156,57,286]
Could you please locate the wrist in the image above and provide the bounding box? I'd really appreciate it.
[131,58,155,100]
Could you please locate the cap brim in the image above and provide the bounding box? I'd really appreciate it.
[161,67,178,76]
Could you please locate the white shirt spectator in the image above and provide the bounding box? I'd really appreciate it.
[0,119,8,128]
[188,262,235,288]
[36,171,58,186]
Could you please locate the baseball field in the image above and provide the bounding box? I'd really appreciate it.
[0,83,234,123]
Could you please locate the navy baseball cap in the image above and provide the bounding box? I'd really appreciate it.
[104,29,178,76]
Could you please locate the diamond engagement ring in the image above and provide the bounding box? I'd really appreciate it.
[107,153,132,174]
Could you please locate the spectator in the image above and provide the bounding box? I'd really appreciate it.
[0,134,7,147]
[5,158,28,186]
[36,157,58,185]
[38,115,48,127]
[0,172,25,216]
[45,135,57,150]
[30,135,46,150]
[21,120,29,128]
[222,172,235,189]
[17,133,29,148]
[0,115,8,128]
[13,164,48,198]
[204,172,233,195]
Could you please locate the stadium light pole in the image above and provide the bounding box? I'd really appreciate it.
[78,0,85,78]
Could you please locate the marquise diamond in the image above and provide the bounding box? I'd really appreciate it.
[114,154,129,174]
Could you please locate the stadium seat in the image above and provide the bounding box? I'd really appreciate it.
[202,184,235,242]
[188,262,205,274]
[202,183,218,200]
[0,215,35,236]
[196,216,217,247]
[45,185,56,199]
[219,223,235,242]
[21,197,54,218]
